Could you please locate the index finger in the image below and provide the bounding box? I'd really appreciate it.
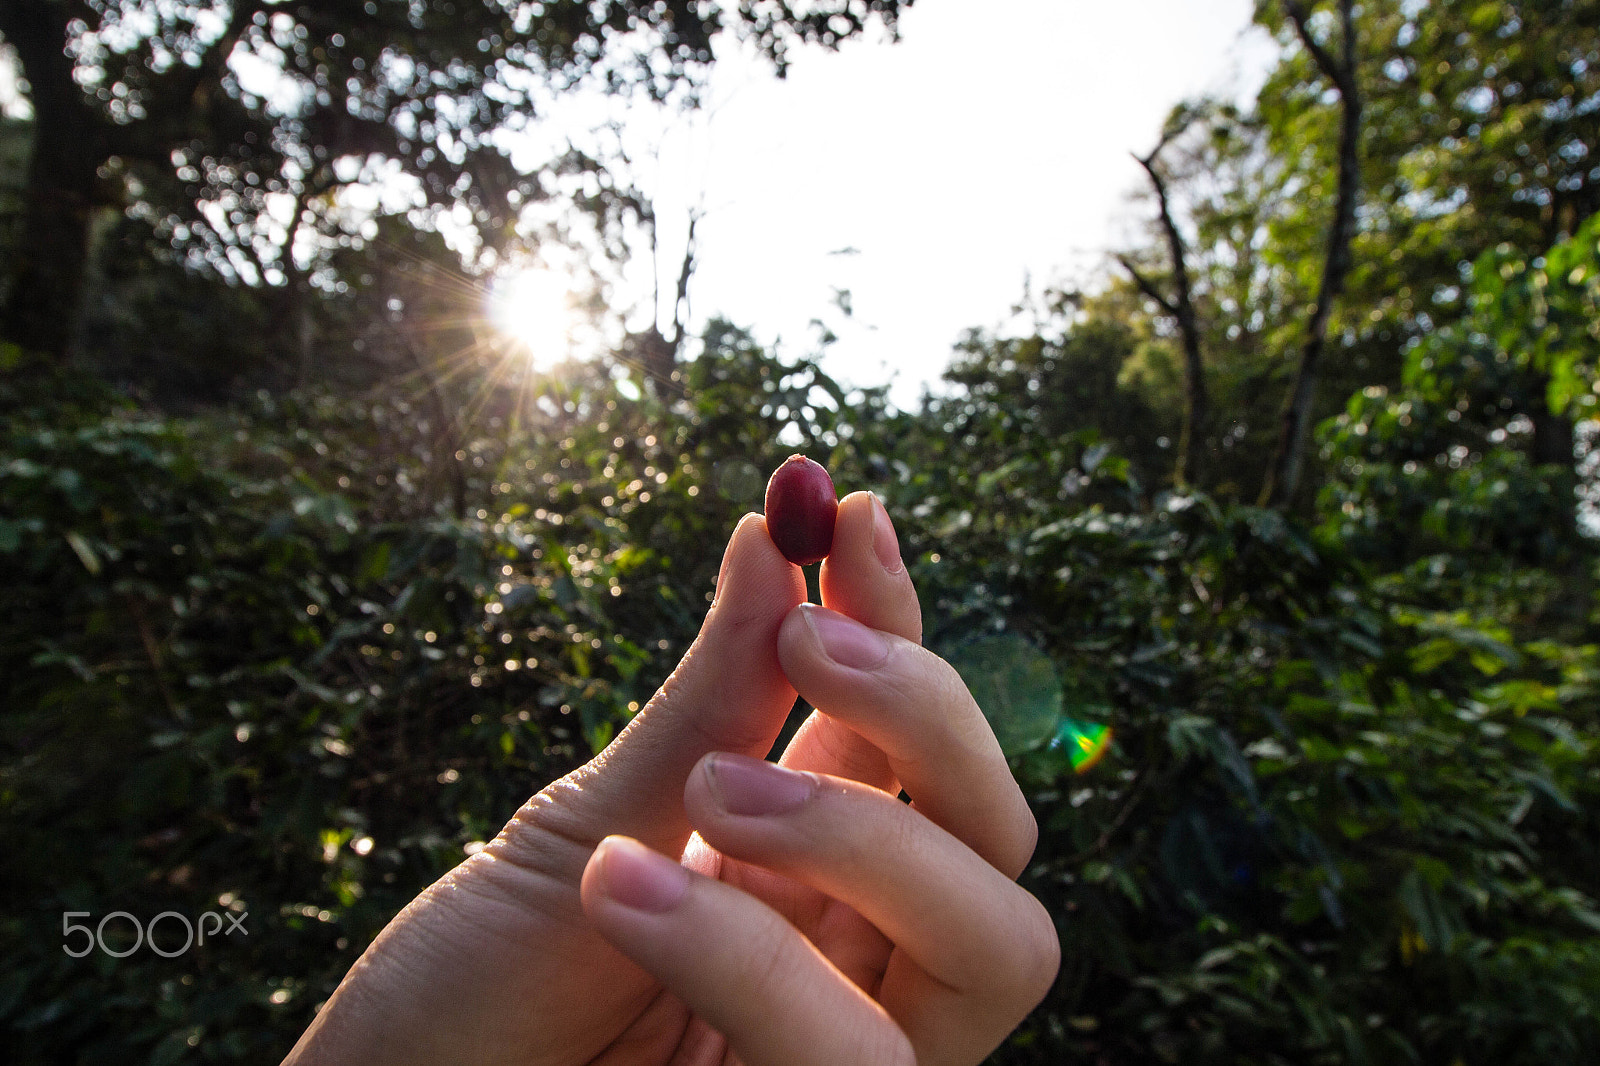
[820,490,922,644]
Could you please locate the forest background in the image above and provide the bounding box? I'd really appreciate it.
[2,1,1598,1062]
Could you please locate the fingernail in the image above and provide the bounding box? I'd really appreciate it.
[800,604,889,670]
[705,753,814,816]
[597,837,689,913]
[869,492,903,575]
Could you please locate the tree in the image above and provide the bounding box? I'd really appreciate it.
[1096,0,1599,510]
[1319,213,1600,590]
[1258,0,1362,510]
[0,0,912,362]
[1250,0,1599,500]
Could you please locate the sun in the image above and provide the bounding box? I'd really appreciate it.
[488,268,573,369]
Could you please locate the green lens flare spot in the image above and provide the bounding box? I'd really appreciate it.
[1054,719,1113,773]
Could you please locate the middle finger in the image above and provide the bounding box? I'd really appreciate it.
[776,605,1037,879]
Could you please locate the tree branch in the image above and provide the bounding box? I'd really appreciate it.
[1065,765,1152,866]
[1124,143,1210,489]
[1116,255,1177,318]
[670,208,699,347]
[1283,0,1358,96]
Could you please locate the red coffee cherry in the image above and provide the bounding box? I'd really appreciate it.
[763,455,838,565]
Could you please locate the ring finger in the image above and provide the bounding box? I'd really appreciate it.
[684,754,1059,1065]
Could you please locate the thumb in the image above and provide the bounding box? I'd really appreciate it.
[505,512,805,859]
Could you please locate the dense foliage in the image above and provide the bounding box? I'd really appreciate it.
[891,302,1600,1064]
[6,269,1600,1062]
[856,226,1600,1063]
[0,332,890,1060]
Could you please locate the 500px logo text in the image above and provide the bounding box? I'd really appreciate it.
[62,909,248,958]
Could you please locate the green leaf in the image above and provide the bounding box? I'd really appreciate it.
[63,530,101,574]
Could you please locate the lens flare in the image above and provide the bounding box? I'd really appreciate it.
[1053,719,1113,773]
[942,633,1114,773]
[489,268,572,369]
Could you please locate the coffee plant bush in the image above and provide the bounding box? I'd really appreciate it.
[3,292,1597,1062]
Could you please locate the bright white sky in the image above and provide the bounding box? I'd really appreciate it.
[631,0,1277,409]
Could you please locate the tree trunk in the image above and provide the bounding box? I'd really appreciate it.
[1530,401,1575,469]
[1532,396,1578,539]
[1260,0,1361,510]
[0,0,113,361]
[3,156,100,359]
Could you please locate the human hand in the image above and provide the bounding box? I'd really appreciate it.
[282,492,1058,1066]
